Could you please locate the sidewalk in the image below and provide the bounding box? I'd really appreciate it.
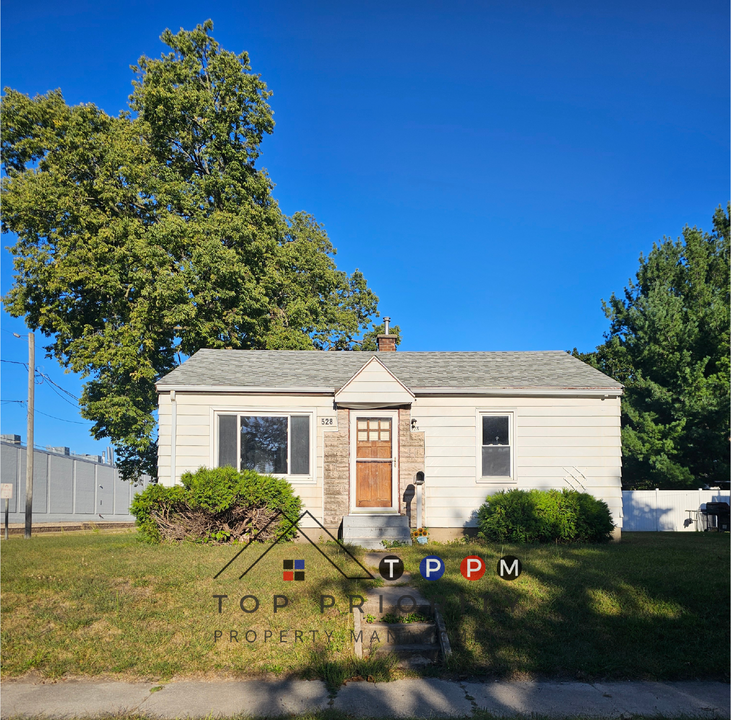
[1,678,728,718]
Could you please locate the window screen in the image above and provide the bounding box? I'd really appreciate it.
[482,415,511,477]
[241,416,288,474]
[218,415,238,468]
[290,416,310,475]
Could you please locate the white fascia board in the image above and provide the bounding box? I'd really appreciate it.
[412,387,623,397]
[155,385,335,394]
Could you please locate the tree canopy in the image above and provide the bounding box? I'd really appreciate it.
[574,206,730,489]
[1,21,384,478]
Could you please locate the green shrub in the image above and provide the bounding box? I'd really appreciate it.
[477,488,614,544]
[130,483,186,543]
[131,467,302,544]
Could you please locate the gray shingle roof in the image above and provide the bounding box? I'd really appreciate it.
[156,350,622,392]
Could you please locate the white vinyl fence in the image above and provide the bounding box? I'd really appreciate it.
[622,489,730,531]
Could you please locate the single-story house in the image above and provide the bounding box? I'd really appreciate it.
[155,333,624,545]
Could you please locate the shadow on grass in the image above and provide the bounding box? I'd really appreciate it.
[409,532,730,682]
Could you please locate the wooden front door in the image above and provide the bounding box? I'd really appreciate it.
[355,417,393,507]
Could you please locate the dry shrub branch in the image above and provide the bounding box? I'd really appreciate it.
[131,466,302,543]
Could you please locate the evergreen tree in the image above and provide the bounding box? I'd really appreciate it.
[574,206,730,489]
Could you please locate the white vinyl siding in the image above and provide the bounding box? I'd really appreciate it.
[157,393,333,526]
[158,390,622,532]
[412,395,622,530]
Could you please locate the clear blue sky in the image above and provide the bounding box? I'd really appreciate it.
[1,0,728,455]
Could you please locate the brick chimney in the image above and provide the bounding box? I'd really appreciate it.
[376,316,397,352]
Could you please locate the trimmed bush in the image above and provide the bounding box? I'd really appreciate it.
[131,466,303,544]
[477,488,614,543]
[129,483,186,543]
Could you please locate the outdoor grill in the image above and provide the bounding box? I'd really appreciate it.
[700,502,730,532]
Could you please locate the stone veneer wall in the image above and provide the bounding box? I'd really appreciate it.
[323,408,350,527]
[398,407,426,528]
[323,406,425,529]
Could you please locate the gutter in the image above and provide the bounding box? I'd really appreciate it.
[155,385,622,398]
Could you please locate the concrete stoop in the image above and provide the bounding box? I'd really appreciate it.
[343,514,412,550]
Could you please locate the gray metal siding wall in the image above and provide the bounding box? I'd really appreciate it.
[1,442,151,523]
[1,444,19,513]
[49,455,74,513]
[75,462,96,514]
[97,466,114,516]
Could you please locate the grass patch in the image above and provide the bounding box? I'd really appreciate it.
[1,531,728,683]
[1,531,373,681]
[407,532,729,681]
[372,612,430,624]
[306,651,398,695]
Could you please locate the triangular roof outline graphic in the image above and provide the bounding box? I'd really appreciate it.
[214,510,376,581]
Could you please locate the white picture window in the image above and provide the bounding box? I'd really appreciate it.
[480,414,512,478]
[217,414,311,477]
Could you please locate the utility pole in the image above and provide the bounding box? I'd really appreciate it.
[25,331,34,539]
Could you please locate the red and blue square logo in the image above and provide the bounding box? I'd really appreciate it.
[283,559,305,581]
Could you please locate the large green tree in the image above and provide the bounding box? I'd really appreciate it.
[574,206,730,489]
[1,22,382,479]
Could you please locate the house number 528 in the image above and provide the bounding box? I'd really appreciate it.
[320,417,334,426]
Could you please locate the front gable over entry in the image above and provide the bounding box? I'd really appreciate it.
[334,356,415,409]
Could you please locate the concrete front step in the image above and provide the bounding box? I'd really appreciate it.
[362,618,440,665]
[367,639,440,662]
[344,538,409,550]
[344,526,411,538]
[361,588,432,616]
[362,622,436,645]
[353,585,445,667]
[342,515,412,549]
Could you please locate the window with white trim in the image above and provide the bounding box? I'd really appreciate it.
[217,414,311,476]
[480,414,512,478]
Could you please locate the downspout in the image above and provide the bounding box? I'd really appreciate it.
[170,390,177,485]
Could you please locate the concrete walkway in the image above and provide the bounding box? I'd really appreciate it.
[3,522,135,535]
[1,678,728,718]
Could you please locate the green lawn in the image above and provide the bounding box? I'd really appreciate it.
[1,530,728,683]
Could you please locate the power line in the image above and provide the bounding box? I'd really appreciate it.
[2,399,90,425]
[36,370,79,401]
[1,358,91,424]
[1,360,80,404]
[36,409,90,425]
[39,379,79,408]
